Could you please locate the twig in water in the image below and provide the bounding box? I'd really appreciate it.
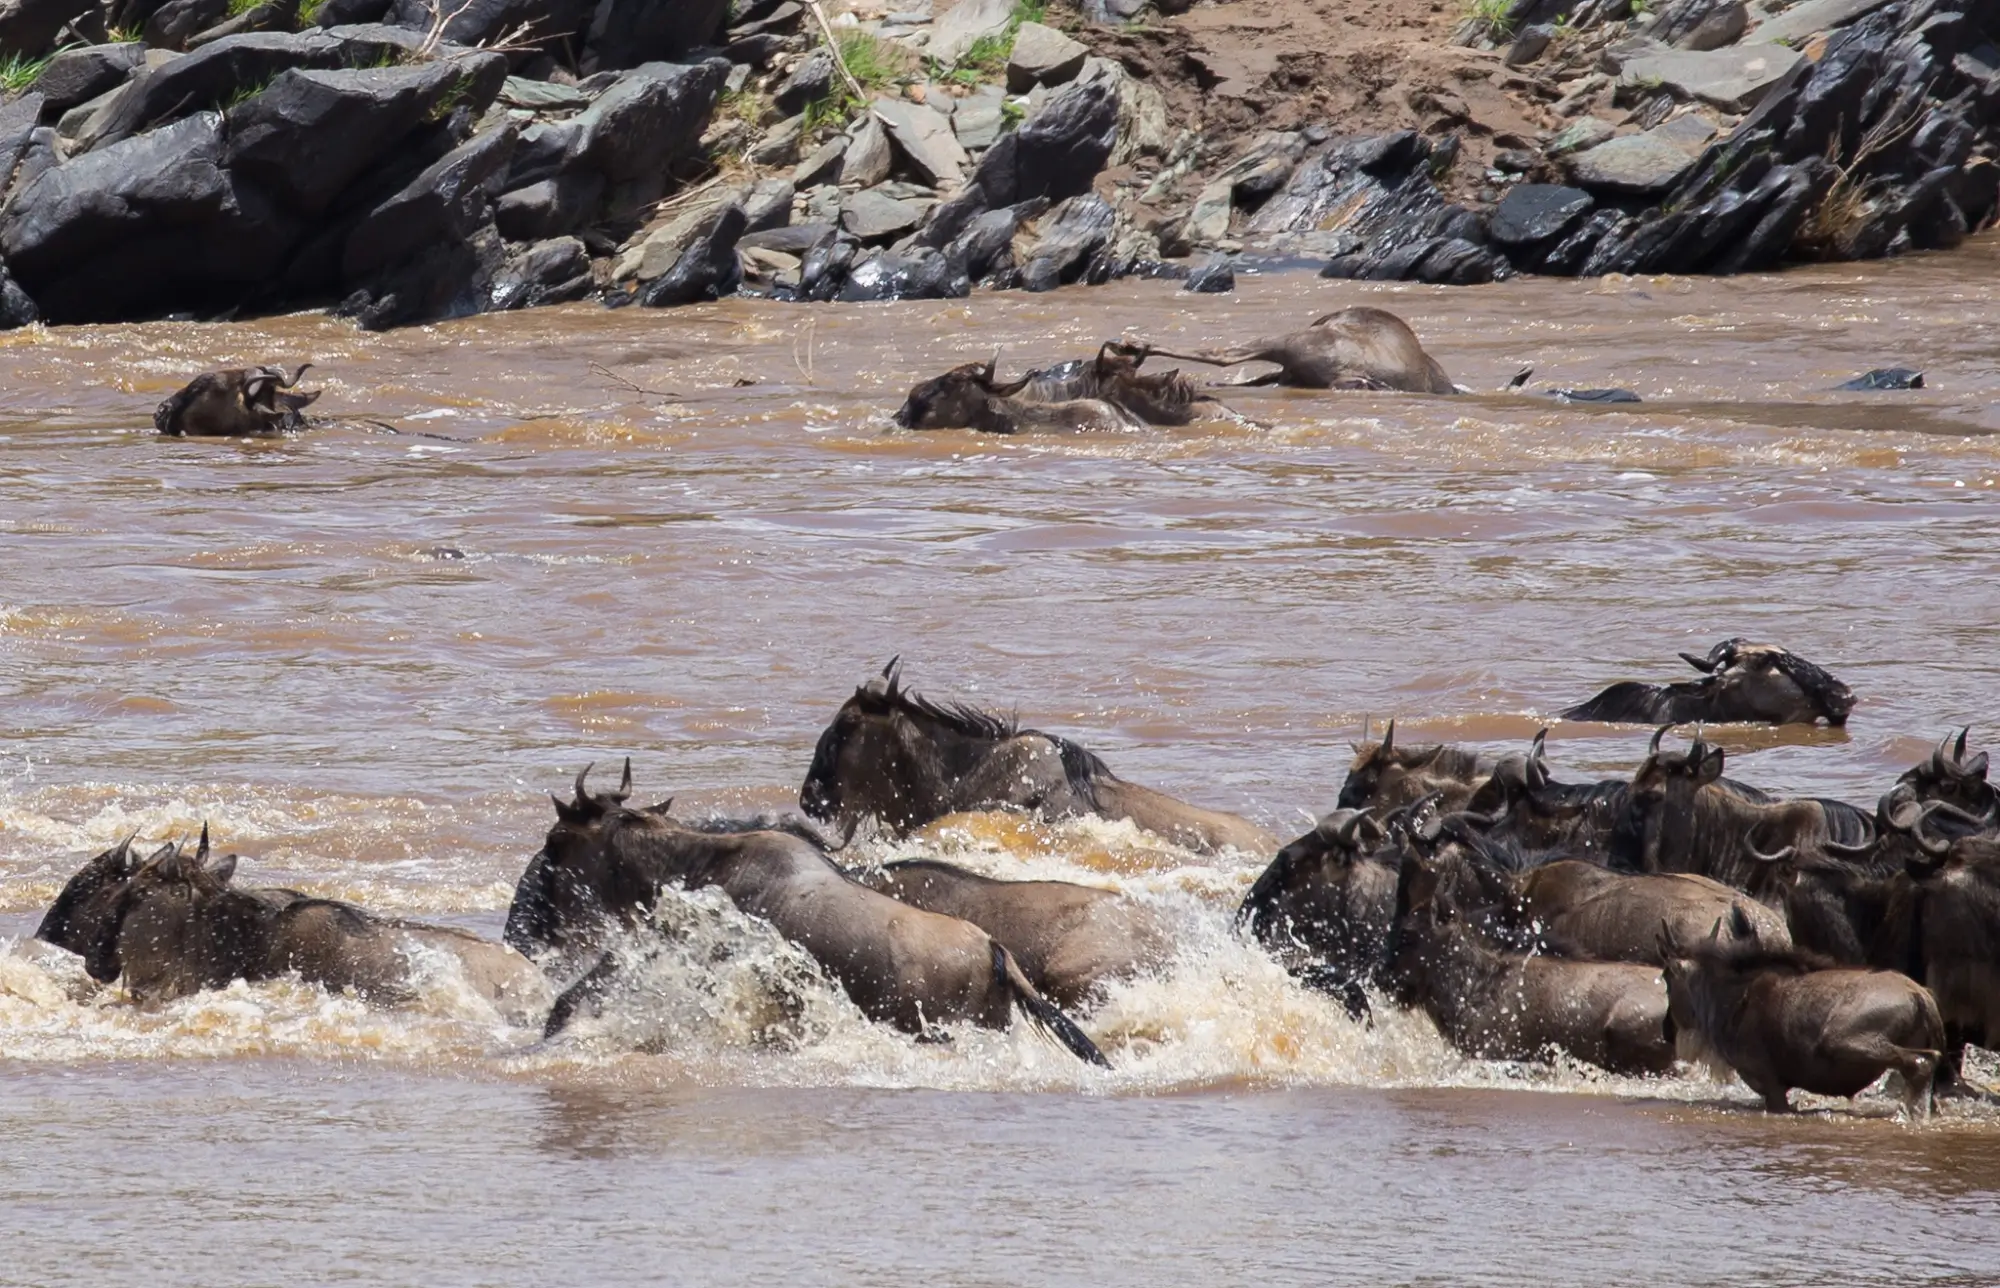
[589,361,683,400]
[792,317,818,385]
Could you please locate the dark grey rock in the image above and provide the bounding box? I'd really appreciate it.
[79,31,362,151]
[1643,0,1747,50]
[1019,192,1114,292]
[582,0,729,71]
[1505,24,1554,67]
[774,48,833,115]
[1006,21,1087,93]
[0,260,36,329]
[344,123,516,282]
[640,201,746,305]
[0,94,44,204]
[385,0,593,56]
[741,221,833,253]
[800,229,857,300]
[307,0,394,25]
[942,202,1020,280]
[1618,45,1806,114]
[494,170,604,240]
[743,176,794,232]
[793,134,847,187]
[0,0,98,59]
[1182,255,1234,293]
[835,246,967,301]
[972,63,1117,208]
[0,112,301,323]
[225,62,476,216]
[573,58,729,211]
[1490,184,1593,245]
[145,0,229,49]
[490,235,592,310]
[872,96,967,187]
[1541,387,1642,403]
[28,44,145,116]
[843,186,922,241]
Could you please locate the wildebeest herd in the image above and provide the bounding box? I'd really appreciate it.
[146,303,1922,437]
[23,643,1997,1118]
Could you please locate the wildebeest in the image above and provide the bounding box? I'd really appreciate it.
[1014,342,1231,425]
[1388,856,1676,1075]
[1610,730,1874,890]
[1336,721,1493,813]
[36,834,177,957]
[509,763,1109,1065]
[1561,638,1855,726]
[1897,729,1997,822]
[154,364,320,436]
[853,859,1173,1009]
[892,357,1140,433]
[1660,907,1942,1115]
[1124,307,1457,393]
[798,660,1270,857]
[1238,809,1404,1018]
[83,826,547,1019]
[1508,860,1791,965]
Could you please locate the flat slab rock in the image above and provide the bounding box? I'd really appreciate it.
[870,96,966,186]
[1746,0,1895,46]
[928,0,1013,65]
[842,187,924,239]
[1007,21,1087,93]
[1617,44,1804,113]
[1490,184,1594,245]
[1565,132,1696,195]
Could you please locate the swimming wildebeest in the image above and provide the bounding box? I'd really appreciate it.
[1123,307,1457,393]
[1610,729,1874,890]
[1660,907,1942,1115]
[509,763,1110,1065]
[1336,721,1493,813]
[154,364,320,436]
[1388,855,1676,1075]
[854,859,1173,1009]
[799,660,1270,856]
[892,345,1225,433]
[82,826,546,1019]
[1561,638,1855,726]
[1238,809,1404,1018]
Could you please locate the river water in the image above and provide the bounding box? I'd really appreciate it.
[3,241,2000,1284]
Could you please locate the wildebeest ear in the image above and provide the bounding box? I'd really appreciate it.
[1727,903,1753,939]
[1695,745,1725,785]
[204,852,238,886]
[1963,752,1989,781]
[645,797,674,816]
[1705,915,1723,943]
[196,821,210,864]
[552,793,587,825]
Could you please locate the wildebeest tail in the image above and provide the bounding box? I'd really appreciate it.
[992,941,1111,1068]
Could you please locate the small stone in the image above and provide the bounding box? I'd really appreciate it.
[1493,148,1540,173]
[1006,21,1088,93]
[749,114,805,165]
[774,49,834,115]
[1546,116,1615,157]
[795,135,847,187]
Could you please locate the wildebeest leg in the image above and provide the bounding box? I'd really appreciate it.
[543,949,629,1039]
[1296,963,1372,1024]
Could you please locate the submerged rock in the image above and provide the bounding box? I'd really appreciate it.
[1837,367,1924,390]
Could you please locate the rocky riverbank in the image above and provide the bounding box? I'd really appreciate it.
[0,0,1991,328]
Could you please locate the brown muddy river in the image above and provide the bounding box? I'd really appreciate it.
[4,239,2000,1285]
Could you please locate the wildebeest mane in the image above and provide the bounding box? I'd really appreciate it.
[889,687,1021,743]
[682,812,834,850]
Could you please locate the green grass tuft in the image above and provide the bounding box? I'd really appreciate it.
[0,52,51,93]
[297,0,331,25]
[836,29,903,91]
[226,0,266,18]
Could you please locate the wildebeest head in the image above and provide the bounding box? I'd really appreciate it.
[154,364,320,437]
[1336,721,1487,812]
[892,358,1028,429]
[34,833,163,955]
[83,823,238,986]
[1238,809,1390,943]
[1897,728,1997,821]
[505,759,639,961]
[1878,787,2000,879]
[1679,639,1855,725]
[1614,727,1725,872]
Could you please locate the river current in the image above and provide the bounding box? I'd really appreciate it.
[3,243,2000,1284]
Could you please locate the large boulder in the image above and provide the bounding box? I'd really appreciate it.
[971,61,1117,207]
[1006,21,1087,92]
[1746,0,1894,46]
[341,122,516,326]
[1489,184,1594,246]
[871,97,968,188]
[28,44,147,116]
[1564,132,1697,195]
[640,200,746,306]
[0,0,98,58]
[835,246,968,301]
[77,31,363,151]
[0,113,301,322]
[385,0,593,55]
[571,57,729,211]
[1018,192,1115,291]
[494,170,605,240]
[0,92,44,201]
[225,61,490,215]
[489,235,592,310]
[0,259,36,328]
[582,0,729,72]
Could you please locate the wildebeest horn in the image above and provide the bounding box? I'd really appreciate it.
[1380,719,1395,755]
[1903,802,1954,857]
[1529,727,1548,761]
[1955,726,1970,763]
[1649,724,1670,756]
[1933,732,1956,775]
[1821,836,1877,858]
[112,830,138,863]
[573,762,595,802]
[1679,651,1718,674]
[880,655,903,694]
[196,821,210,862]
[1745,837,1795,864]
[281,363,313,388]
[610,756,632,802]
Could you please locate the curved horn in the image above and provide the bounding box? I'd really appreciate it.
[1956,726,1971,763]
[196,821,210,862]
[1933,732,1955,775]
[1649,724,1670,756]
[1380,719,1396,756]
[882,655,903,694]
[573,762,595,802]
[112,830,138,862]
[609,756,632,802]
[1904,802,1954,857]
[1744,836,1796,864]
[1821,836,1878,858]
[1529,727,1548,762]
[281,362,314,388]
[1679,651,1717,673]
